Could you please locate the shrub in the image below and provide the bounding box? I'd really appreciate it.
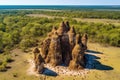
[20,38,37,51]
[0,60,2,65]
[4,56,13,63]
[13,73,18,77]
[0,65,6,72]
[0,61,7,72]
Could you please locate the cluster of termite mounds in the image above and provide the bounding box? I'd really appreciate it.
[33,21,88,74]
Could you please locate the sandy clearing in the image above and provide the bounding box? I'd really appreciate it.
[27,51,102,77]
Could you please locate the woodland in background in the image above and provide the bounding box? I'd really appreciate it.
[0,9,120,71]
[0,10,119,52]
[0,10,120,52]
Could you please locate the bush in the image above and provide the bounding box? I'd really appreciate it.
[13,73,18,77]
[0,60,2,65]
[4,56,13,63]
[0,65,6,72]
[20,38,37,51]
[0,61,7,72]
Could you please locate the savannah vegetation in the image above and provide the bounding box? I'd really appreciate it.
[30,10,120,19]
[0,10,120,52]
[0,9,120,75]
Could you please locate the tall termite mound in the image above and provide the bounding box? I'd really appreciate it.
[40,34,51,60]
[46,32,62,66]
[33,21,88,70]
[68,26,76,54]
[69,34,85,70]
[33,48,44,73]
[57,21,71,65]
[82,33,88,50]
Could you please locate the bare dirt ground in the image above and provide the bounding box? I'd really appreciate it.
[27,59,89,76]
[27,49,104,77]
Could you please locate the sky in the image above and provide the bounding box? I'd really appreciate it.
[0,0,120,5]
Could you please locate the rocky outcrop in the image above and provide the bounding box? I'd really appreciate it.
[33,21,88,72]
[33,48,44,73]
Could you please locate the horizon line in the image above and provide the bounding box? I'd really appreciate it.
[0,4,120,6]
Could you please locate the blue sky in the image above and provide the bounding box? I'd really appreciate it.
[0,0,120,5]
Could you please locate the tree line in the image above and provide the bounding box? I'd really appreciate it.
[0,10,120,53]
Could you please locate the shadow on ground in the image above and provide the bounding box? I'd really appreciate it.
[0,66,12,72]
[86,50,103,54]
[43,68,58,76]
[85,50,113,70]
[42,49,113,76]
